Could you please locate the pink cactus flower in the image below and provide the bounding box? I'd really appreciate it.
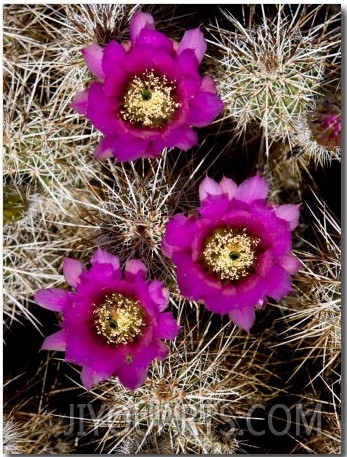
[310,103,341,150]
[34,248,180,390]
[162,175,301,332]
[71,11,224,161]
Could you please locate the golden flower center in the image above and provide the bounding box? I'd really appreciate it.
[121,70,179,128]
[201,227,260,281]
[94,293,146,345]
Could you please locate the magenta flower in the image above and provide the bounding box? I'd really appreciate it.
[310,103,341,150]
[161,175,301,332]
[34,248,180,390]
[71,11,224,161]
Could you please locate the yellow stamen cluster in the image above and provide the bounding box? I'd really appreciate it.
[94,293,146,345]
[202,227,260,281]
[121,70,179,128]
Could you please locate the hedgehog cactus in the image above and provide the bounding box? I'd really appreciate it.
[2,4,341,455]
[213,6,338,151]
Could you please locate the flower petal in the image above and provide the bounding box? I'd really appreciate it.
[81,43,104,80]
[200,75,218,94]
[116,362,149,391]
[277,254,301,274]
[179,75,201,99]
[87,82,122,136]
[166,125,198,151]
[117,340,168,390]
[199,176,223,202]
[257,251,274,278]
[129,11,155,43]
[94,136,118,159]
[204,285,238,314]
[117,361,150,390]
[77,263,127,299]
[198,176,238,219]
[228,306,256,332]
[188,91,224,127]
[235,174,269,204]
[80,365,109,391]
[121,46,158,75]
[42,330,66,352]
[266,265,294,300]
[175,49,200,79]
[91,247,120,271]
[145,137,169,158]
[178,28,207,63]
[65,316,127,373]
[63,258,86,288]
[198,194,231,219]
[124,259,148,282]
[108,134,151,162]
[161,213,199,257]
[154,312,180,339]
[273,204,301,230]
[148,280,169,312]
[235,274,267,307]
[101,40,127,77]
[70,90,89,115]
[150,51,179,80]
[103,65,127,98]
[173,252,220,301]
[220,176,238,200]
[116,350,153,390]
[34,288,70,311]
[136,28,173,53]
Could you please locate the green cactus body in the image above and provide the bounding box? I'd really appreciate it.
[3,185,30,225]
[217,12,325,143]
